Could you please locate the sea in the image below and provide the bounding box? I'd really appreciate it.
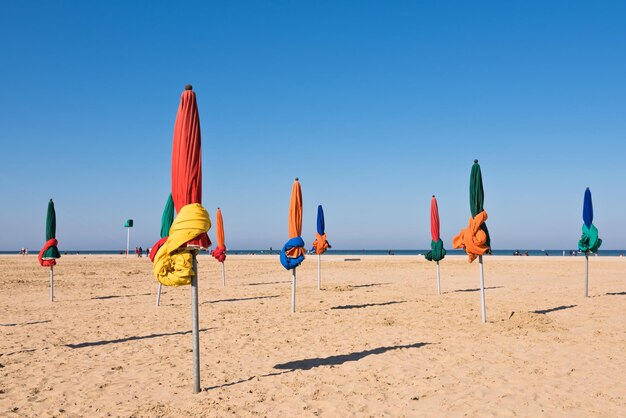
[3,249,625,257]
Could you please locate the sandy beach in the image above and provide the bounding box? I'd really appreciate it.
[0,254,624,417]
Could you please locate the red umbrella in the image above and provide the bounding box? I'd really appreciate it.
[431,196,440,241]
[152,85,211,394]
[171,85,210,249]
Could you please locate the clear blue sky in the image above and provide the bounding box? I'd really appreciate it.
[1,1,625,251]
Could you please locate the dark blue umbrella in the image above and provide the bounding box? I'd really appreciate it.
[316,205,325,236]
[312,205,331,290]
[579,187,602,297]
[582,188,593,229]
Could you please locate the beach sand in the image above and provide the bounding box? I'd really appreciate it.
[0,254,624,417]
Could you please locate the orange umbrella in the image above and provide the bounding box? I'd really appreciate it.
[211,208,226,261]
[280,178,305,312]
[171,85,210,249]
[281,179,305,267]
[211,208,227,286]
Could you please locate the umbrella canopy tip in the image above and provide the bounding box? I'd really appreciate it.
[185,84,193,91]
[474,159,478,163]
[432,195,435,198]
[295,177,299,181]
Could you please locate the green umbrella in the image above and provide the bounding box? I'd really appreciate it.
[38,199,60,302]
[470,160,491,251]
[160,194,175,239]
[470,159,489,323]
[156,194,175,306]
[43,199,61,259]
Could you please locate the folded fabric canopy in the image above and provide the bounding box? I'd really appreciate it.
[280,179,305,270]
[311,205,330,255]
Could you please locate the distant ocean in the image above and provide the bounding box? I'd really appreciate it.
[3,249,625,257]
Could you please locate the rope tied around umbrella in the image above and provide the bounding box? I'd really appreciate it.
[38,238,59,267]
[153,203,211,286]
[453,210,490,263]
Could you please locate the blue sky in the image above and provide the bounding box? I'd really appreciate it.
[0,1,625,251]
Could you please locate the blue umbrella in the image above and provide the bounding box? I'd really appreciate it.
[582,188,593,229]
[311,205,330,290]
[578,188,601,254]
[317,205,325,236]
[578,187,602,297]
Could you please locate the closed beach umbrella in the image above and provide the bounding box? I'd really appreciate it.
[152,85,211,394]
[171,86,210,249]
[211,208,227,286]
[280,178,305,312]
[311,205,331,290]
[578,188,602,297]
[38,199,60,302]
[424,195,446,294]
[160,194,175,239]
[453,160,491,322]
[152,194,175,306]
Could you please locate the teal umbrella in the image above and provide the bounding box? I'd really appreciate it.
[454,160,491,323]
[470,161,491,251]
[38,199,60,302]
[160,194,175,239]
[43,199,60,259]
[156,195,175,306]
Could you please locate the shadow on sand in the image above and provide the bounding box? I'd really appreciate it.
[348,283,391,289]
[274,342,430,371]
[204,371,292,391]
[65,328,212,349]
[91,293,153,300]
[331,301,406,310]
[202,295,279,304]
[0,320,51,327]
[606,291,626,296]
[205,343,430,391]
[532,305,577,314]
[445,286,504,294]
[247,281,290,286]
